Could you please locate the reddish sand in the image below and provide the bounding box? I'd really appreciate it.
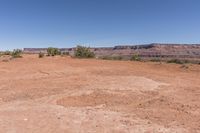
[0,54,199,133]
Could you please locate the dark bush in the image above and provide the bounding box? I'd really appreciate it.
[167,59,184,64]
[131,54,141,61]
[39,52,45,58]
[4,51,12,55]
[74,45,95,58]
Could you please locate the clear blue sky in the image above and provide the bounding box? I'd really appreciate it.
[0,0,200,50]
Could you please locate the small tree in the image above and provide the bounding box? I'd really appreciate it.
[47,47,61,56]
[11,49,22,58]
[74,45,95,58]
[131,54,141,61]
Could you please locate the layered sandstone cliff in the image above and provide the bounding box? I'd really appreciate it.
[24,43,200,62]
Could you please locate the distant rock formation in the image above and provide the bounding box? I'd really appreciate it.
[23,43,200,62]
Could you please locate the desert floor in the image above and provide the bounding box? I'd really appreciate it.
[0,55,199,133]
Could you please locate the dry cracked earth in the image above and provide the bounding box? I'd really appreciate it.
[0,55,200,133]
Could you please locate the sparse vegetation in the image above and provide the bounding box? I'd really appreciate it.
[131,54,141,61]
[47,47,61,56]
[0,51,12,56]
[100,56,123,60]
[150,58,161,62]
[4,51,12,55]
[61,51,70,56]
[11,49,22,58]
[39,52,45,58]
[167,59,190,64]
[74,45,95,58]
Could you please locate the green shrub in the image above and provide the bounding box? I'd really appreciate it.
[167,59,184,64]
[11,49,22,58]
[39,52,45,58]
[131,54,141,61]
[74,45,95,58]
[47,47,61,56]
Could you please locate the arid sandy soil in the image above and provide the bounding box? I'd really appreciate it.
[0,55,199,133]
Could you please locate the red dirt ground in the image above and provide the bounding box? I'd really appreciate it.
[0,54,199,133]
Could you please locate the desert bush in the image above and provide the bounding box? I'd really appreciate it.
[167,59,184,64]
[131,54,141,61]
[61,51,69,56]
[47,47,61,56]
[150,58,161,62]
[39,52,45,58]
[0,51,12,56]
[11,49,22,58]
[100,56,123,60]
[3,51,12,55]
[74,45,95,58]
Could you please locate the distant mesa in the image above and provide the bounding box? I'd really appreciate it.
[23,43,200,62]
